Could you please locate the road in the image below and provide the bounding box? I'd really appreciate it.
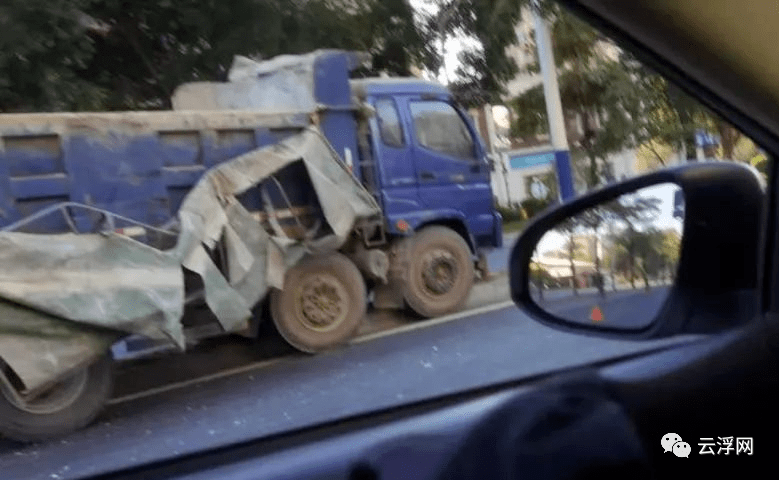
[539,286,671,329]
[485,232,517,274]
[0,303,698,480]
[0,234,694,479]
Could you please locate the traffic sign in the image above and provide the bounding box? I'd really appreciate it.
[695,130,720,148]
[530,178,549,199]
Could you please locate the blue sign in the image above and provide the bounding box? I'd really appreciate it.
[695,130,720,148]
[509,152,555,170]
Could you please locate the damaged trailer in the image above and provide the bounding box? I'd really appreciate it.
[0,50,501,441]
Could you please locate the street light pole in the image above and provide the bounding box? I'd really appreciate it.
[531,3,575,201]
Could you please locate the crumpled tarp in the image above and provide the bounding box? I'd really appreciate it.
[171,49,370,112]
[0,127,381,392]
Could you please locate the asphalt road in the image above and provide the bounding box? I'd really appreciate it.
[485,232,517,274]
[0,301,698,480]
[540,287,671,329]
[0,235,691,479]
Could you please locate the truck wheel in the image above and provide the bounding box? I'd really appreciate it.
[402,226,474,318]
[270,253,367,353]
[0,354,113,442]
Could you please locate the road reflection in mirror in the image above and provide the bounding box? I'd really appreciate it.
[530,183,684,330]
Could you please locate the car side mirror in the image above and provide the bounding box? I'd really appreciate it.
[509,162,764,339]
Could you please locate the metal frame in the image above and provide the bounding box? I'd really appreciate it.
[1,202,178,239]
[260,176,322,241]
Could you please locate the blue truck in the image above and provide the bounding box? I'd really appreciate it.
[0,50,501,441]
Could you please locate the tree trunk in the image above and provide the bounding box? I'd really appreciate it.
[503,163,511,207]
[684,134,697,162]
[717,122,741,160]
[593,232,604,297]
[568,234,578,296]
[667,83,698,162]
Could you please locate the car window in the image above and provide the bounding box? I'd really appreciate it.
[0,0,770,477]
[375,98,405,148]
[409,100,477,160]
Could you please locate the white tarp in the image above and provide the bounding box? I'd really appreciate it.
[171,49,369,112]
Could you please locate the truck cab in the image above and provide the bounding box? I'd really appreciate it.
[351,78,502,252]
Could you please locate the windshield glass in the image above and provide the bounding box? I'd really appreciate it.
[0,0,767,478]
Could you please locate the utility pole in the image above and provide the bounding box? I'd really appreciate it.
[435,0,454,84]
[532,4,575,200]
[482,104,511,205]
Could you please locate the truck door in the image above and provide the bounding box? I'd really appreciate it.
[406,99,494,242]
[369,97,422,223]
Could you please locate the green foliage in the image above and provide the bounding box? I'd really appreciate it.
[496,204,525,222]
[0,0,105,111]
[606,226,680,287]
[509,85,547,137]
[752,153,769,182]
[509,4,755,189]
[529,261,556,286]
[430,0,525,107]
[1,0,537,112]
[0,0,437,111]
[519,197,550,218]
[510,6,645,189]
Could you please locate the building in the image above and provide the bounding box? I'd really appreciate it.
[535,256,597,288]
[470,6,659,207]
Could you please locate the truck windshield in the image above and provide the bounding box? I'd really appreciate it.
[410,100,477,160]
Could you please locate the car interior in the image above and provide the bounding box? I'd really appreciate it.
[73,0,778,478]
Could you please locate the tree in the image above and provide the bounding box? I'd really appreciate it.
[1,0,438,111]
[599,191,662,289]
[607,225,680,289]
[509,3,759,192]
[609,226,642,288]
[529,261,555,299]
[0,0,106,111]
[576,206,606,295]
[655,228,682,281]
[424,0,524,107]
[622,55,745,163]
[550,216,587,295]
[509,6,649,190]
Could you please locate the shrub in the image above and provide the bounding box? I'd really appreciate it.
[520,197,552,219]
[496,204,526,222]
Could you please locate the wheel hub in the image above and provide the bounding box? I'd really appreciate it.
[297,275,348,332]
[421,250,458,295]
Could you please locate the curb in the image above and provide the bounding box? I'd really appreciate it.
[467,272,511,309]
[115,271,515,361]
[358,272,512,337]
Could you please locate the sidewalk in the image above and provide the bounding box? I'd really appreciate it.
[503,230,520,247]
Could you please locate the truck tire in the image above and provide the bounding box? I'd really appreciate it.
[270,253,367,353]
[0,354,113,442]
[402,226,474,318]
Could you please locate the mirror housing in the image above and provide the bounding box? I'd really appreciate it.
[510,162,765,339]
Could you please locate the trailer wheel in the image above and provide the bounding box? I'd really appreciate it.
[270,253,367,353]
[402,226,474,318]
[0,354,113,442]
